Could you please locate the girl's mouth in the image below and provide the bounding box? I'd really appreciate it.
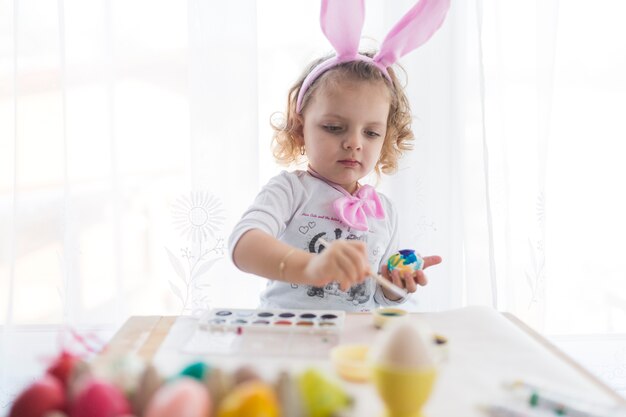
[338,160,360,167]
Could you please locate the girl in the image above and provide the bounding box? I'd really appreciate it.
[228,0,449,311]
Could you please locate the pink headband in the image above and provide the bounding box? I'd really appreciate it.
[296,0,451,113]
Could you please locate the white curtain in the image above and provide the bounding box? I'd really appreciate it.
[2,0,626,409]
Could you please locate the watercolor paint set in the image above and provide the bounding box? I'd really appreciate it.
[186,308,345,357]
[198,308,345,334]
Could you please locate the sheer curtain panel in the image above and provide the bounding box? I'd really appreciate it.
[2,0,626,412]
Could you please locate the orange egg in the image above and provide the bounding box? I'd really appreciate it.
[217,380,280,417]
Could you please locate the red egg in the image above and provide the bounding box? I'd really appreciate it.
[144,377,211,417]
[47,350,79,387]
[71,378,131,417]
[9,374,65,417]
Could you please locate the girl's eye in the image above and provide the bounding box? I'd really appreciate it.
[323,125,343,133]
[365,130,381,138]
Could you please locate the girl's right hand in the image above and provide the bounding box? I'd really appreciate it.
[303,240,371,291]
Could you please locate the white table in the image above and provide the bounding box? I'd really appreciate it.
[97,306,626,416]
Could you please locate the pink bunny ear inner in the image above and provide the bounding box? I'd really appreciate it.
[374,0,450,68]
[320,0,365,59]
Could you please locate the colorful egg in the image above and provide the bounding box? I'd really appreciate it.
[179,361,211,381]
[232,365,260,386]
[71,378,131,417]
[9,375,65,417]
[66,359,92,402]
[387,249,423,273]
[205,367,233,415]
[144,377,211,417]
[42,412,69,417]
[46,350,79,387]
[95,354,145,395]
[132,364,163,417]
[217,381,280,417]
[298,369,351,417]
[275,371,305,417]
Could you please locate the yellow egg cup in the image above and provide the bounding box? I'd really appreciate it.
[372,364,437,417]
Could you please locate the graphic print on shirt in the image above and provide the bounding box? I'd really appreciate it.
[304,227,371,305]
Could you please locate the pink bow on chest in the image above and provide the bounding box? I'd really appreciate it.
[333,185,385,231]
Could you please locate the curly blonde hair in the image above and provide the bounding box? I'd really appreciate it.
[271,53,414,176]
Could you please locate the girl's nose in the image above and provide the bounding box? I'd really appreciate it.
[343,131,362,150]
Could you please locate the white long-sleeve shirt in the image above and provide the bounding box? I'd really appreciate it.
[228,170,407,312]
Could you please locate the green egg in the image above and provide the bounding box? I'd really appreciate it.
[179,361,211,381]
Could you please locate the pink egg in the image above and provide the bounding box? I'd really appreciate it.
[144,377,211,417]
[71,378,131,417]
[9,374,65,417]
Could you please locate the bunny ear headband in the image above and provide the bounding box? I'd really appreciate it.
[296,0,451,113]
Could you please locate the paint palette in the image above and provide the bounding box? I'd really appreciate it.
[199,308,345,333]
[187,308,345,358]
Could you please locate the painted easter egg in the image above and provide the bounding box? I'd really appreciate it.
[95,354,145,395]
[46,350,79,387]
[42,412,69,417]
[275,371,304,417]
[9,374,65,417]
[298,369,351,417]
[232,365,261,386]
[65,359,91,402]
[216,380,280,417]
[179,361,211,381]
[387,249,423,273]
[132,364,164,417]
[71,378,131,417]
[206,367,233,416]
[144,377,210,417]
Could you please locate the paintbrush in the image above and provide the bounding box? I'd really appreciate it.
[318,238,408,299]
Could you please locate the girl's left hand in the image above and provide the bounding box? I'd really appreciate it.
[380,255,442,295]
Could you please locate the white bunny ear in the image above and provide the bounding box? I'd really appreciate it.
[320,0,365,59]
[374,0,450,68]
